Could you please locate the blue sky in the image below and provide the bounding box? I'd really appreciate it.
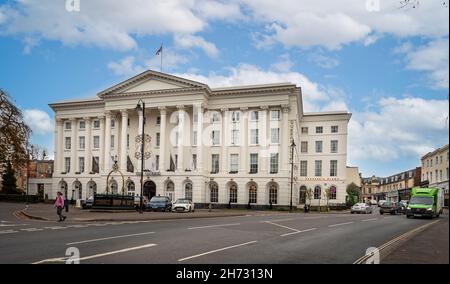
[0,0,448,177]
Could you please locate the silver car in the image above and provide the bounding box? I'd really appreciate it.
[351,203,373,214]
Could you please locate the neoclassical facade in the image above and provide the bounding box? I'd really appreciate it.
[49,71,351,208]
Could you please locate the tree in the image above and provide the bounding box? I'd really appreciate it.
[399,0,448,9]
[324,187,332,212]
[0,89,31,169]
[346,182,361,206]
[305,187,313,206]
[1,161,20,194]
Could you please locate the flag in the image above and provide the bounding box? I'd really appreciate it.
[155,44,163,55]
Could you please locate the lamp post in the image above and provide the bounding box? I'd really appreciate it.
[26,144,33,205]
[135,100,145,214]
[289,140,296,212]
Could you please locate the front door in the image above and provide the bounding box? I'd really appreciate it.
[143,181,157,201]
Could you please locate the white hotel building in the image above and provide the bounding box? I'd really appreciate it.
[49,71,351,208]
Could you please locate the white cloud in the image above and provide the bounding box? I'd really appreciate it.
[0,0,240,54]
[175,63,348,112]
[270,54,293,72]
[404,38,449,89]
[23,109,53,135]
[241,0,449,50]
[174,34,219,58]
[308,53,340,69]
[108,50,188,77]
[348,97,449,163]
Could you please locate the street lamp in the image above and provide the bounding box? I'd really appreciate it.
[135,99,145,214]
[26,144,33,205]
[289,140,296,212]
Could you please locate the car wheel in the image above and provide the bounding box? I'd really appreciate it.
[351,212,354,214]
[380,212,384,215]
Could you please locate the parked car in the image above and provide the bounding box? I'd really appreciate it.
[378,200,387,207]
[172,199,195,213]
[81,196,94,209]
[145,196,172,212]
[351,203,373,214]
[379,202,400,215]
[397,201,408,214]
[369,199,378,205]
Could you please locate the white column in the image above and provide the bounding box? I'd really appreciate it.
[70,118,77,173]
[260,106,269,174]
[104,112,111,171]
[177,105,185,172]
[221,108,228,173]
[84,117,92,174]
[99,116,105,173]
[281,105,290,173]
[196,104,204,172]
[56,118,63,174]
[240,107,248,174]
[158,107,167,172]
[120,110,128,172]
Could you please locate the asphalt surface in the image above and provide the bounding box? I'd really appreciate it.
[0,202,447,264]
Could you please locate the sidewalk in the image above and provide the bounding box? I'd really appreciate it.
[15,202,349,222]
[382,213,449,264]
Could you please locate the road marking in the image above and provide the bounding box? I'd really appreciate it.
[21,228,44,232]
[188,223,241,230]
[178,241,258,262]
[264,221,299,232]
[44,226,68,230]
[66,231,155,245]
[353,219,441,264]
[88,223,108,227]
[0,230,18,234]
[32,243,157,264]
[328,221,354,228]
[67,224,88,228]
[361,218,378,222]
[281,228,317,237]
[265,218,295,223]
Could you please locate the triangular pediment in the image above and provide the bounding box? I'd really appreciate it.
[98,70,210,97]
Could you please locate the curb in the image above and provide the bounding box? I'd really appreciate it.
[17,210,246,223]
[18,210,50,221]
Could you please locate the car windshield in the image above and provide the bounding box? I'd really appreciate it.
[410,196,434,206]
[383,202,392,206]
[355,203,366,206]
[175,199,190,204]
[150,197,167,202]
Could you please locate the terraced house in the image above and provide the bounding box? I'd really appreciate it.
[49,71,351,208]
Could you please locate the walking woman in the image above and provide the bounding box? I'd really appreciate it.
[54,191,67,222]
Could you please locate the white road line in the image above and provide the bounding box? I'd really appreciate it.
[0,230,18,234]
[265,218,295,223]
[361,218,378,222]
[44,226,68,230]
[66,231,155,245]
[328,221,354,228]
[21,228,44,232]
[264,221,299,232]
[281,228,317,237]
[188,223,241,230]
[178,241,257,262]
[88,223,108,227]
[32,243,157,264]
[67,224,88,228]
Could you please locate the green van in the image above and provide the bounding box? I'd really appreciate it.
[406,187,444,219]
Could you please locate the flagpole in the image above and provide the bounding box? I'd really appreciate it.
[160,44,163,73]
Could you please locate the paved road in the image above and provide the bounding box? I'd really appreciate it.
[0,203,446,264]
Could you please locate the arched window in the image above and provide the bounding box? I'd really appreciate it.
[87,181,97,198]
[73,181,82,199]
[269,183,278,204]
[109,180,118,194]
[299,185,307,204]
[127,180,135,193]
[229,183,237,203]
[210,182,218,203]
[330,186,337,200]
[166,181,175,201]
[314,185,321,199]
[185,182,193,201]
[248,183,257,204]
